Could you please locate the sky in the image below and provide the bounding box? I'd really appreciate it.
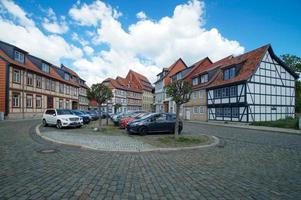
[0,0,300,86]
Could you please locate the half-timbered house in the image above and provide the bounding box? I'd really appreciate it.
[207,44,298,122]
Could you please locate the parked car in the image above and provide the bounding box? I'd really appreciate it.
[86,110,99,120]
[119,113,149,129]
[127,113,183,135]
[42,109,83,129]
[113,111,146,126]
[71,110,90,124]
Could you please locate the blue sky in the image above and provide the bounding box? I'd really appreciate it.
[0,0,300,85]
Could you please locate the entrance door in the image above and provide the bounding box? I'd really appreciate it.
[47,96,53,108]
[72,101,78,110]
[186,109,191,120]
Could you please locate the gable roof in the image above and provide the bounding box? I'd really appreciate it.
[127,70,153,92]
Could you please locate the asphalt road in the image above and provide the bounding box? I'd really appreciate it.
[0,119,300,199]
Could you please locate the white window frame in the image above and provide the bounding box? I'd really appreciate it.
[36,96,42,108]
[13,69,21,83]
[14,50,25,64]
[26,95,33,108]
[12,93,20,107]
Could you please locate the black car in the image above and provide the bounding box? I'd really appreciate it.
[127,113,183,135]
[71,110,91,124]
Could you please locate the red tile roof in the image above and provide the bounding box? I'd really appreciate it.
[0,50,79,87]
[126,70,153,92]
[206,44,270,89]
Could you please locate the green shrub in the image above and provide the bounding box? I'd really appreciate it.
[252,117,299,129]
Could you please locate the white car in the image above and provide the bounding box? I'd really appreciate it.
[42,109,83,129]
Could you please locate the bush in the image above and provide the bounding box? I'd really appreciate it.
[251,117,299,129]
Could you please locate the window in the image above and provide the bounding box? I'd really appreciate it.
[214,89,222,98]
[176,73,182,80]
[199,106,204,113]
[26,95,33,108]
[192,78,198,86]
[222,87,229,98]
[14,50,24,64]
[200,74,208,83]
[45,79,50,90]
[59,83,64,93]
[192,92,197,99]
[51,80,56,91]
[232,107,239,118]
[12,93,20,107]
[36,96,42,108]
[224,107,231,117]
[59,99,64,109]
[193,106,199,114]
[64,73,70,80]
[216,108,223,117]
[66,85,70,94]
[224,67,236,80]
[26,73,33,86]
[65,100,70,109]
[36,76,42,88]
[230,86,237,97]
[13,69,21,83]
[42,63,50,73]
[155,114,167,121]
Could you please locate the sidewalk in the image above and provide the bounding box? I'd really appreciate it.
[186,120,301,135]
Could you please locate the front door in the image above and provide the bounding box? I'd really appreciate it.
[186,109,191,120]
[47,96,53,108]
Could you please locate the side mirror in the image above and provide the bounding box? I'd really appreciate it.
[52,113,56,116]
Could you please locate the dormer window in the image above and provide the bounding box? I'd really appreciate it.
[200,74,208,83]
[64,73,70,80]
[42,63,50,73]
[224,67,236,80]
[14,50,24,64]
[192,77,198,86]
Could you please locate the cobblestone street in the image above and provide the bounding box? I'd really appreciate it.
[0,120,301,199]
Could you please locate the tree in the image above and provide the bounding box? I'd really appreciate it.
[280,54,301,73]
[281,54,301,113]
[114,103,122,114]
[166,80,192,137]
[87,83,113,128]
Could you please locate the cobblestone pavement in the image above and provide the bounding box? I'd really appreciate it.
[0,120,301,199]
[40,128,155,152]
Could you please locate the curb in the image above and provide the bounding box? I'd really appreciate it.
[35,124,220,153]
[186,121,301,135]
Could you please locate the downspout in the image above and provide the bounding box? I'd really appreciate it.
[5,63,10,118]
[22,69,26,119]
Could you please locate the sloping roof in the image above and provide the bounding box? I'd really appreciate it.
[61,64,79,77]
[103,76,142,93]
[0,50,79,87]
[127,70,153,92]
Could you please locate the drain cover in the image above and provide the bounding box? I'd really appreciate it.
[37,149,58,154]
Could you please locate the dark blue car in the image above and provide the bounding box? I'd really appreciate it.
[71,110,90,124]
[127,113,183,135]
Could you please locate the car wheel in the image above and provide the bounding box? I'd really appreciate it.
[42,119,48,127]
[56,120,62,129]
[139,126,147,136]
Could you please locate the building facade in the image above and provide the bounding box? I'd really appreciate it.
[207,45,298,122]
[126,70,154,112]
[0,41,87,119]
[154,58,187,113]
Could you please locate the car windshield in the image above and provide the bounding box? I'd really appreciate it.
[57,109,73,115]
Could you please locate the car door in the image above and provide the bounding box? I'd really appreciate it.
[48,109,56,124]
[165,114,176,132]
[152,114,168,133]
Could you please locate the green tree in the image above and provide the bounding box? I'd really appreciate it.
[166,80,192,137]
[281,54,301,113]
[87,83,113,128]
[114,103,122,114]
[280,54,301,73]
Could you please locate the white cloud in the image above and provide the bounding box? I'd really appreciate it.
[136,11,147,20]
[83,45,94,56]
[70,0,244,85]
[42,8,69,34]
[0,1,82,65]
[0,0,34,27]
[69,0,121,26]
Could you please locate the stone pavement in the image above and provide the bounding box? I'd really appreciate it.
[0,119,301,199]
[39,127,155,152]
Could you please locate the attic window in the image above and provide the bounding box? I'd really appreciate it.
[42,63,50,73]
[200,74,208,83]
[64,73,70,80]
[224,67,236,80]
[192,77,198,86]
[14,50,24,64]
